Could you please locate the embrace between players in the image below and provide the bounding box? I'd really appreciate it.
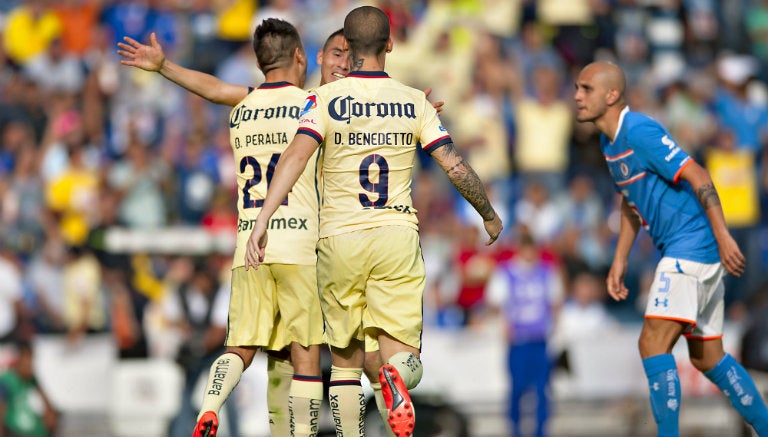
[120,5,500,437]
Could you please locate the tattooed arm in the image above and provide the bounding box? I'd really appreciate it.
[680,160,746,276]
[430,142,502,245]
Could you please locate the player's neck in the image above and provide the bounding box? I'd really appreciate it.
[597,105,625,142]
[349,52,386,72]
[264,70,301,87]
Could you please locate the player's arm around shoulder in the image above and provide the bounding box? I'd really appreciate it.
[429,141,502,244]
[679,160,746,277]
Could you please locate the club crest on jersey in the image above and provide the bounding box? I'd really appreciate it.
[328,96,416,124]
[619,162,630,177]
[300,94,318,117]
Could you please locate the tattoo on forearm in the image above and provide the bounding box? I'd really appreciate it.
[440,145,495,221]
[696,183,721,209]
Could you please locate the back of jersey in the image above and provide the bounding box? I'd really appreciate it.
[230,83,319,266]
[299,72,451,238]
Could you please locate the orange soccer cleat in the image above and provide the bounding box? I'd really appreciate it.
[192,411,219,437]
[379,364,415,436]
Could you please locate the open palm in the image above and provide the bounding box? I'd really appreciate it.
[117,32,166,72]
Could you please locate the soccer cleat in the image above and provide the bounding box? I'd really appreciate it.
[379,364,415,436]
[192,411,218,437]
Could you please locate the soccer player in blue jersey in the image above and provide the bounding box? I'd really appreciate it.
[244,6,502,436]
[574,61,768,437]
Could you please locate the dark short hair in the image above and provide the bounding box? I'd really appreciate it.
[323,28,345,51]
[252,18,304,74]
[343,6,390,56]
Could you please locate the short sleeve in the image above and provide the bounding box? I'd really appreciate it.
[629,123,692,184]
[296,91,326,144]
[418,98,452,153]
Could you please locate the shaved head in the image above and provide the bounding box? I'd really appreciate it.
[344,6,390,56]
[574,61,628,132]
[582,61,626,100]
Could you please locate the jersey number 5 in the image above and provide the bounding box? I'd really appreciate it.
[240,153,289,209]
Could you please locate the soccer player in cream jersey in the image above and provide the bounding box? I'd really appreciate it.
[121,20,331,437]
[119,22,444,437]
[245,6,503,436]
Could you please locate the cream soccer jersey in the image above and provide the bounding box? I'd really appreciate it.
[230,82,319,267]
[297,71,452,237]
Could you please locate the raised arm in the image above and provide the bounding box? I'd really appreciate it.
[429,142,502,244]
[117,32,249,106]
[679,160,746,277]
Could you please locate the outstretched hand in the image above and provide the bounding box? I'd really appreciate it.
[117,32,166,72]
[424,88,445,115]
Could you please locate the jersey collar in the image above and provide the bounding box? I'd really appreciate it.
[346,71,389,78]
[258,81,295,89]
[611,106,630,144]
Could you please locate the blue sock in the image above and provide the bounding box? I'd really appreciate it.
[643,354,680,437]
[704,353,768,436]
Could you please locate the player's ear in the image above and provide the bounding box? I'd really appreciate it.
[606,88,620,106]
[385,37,393,54]
[316,49,323,66]
[295,47,306,67]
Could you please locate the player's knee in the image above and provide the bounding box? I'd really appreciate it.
[227,346,258,368]
[387,351,423,390]
[364,351,384,381]
[689,355,719,373]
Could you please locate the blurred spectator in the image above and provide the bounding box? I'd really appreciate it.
[62,245,105,344]
[23,37,87,95]
[661,73,717,157]
[44,140,99,246]
[486,228,564,437]
[450,221,500,328]
[0,249,24,344]
[514,180,563,246]
[106,138,170,229]
[200,187,237,235]
[251,0,298,37]
[52,0,101,58]
[745,0,768,80]
[0,127,46,255]
[712,54,768,155]
[512,64,572,195]
[550,270,619,372]
[23,238,67,335]
[174,132,219,225]
[448,32,512,188]
[0,341,58,437]
[1,0,62,66]
[705,128,760,305]
[554,173,608,273]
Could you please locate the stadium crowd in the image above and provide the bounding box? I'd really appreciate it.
[1,0,768,435]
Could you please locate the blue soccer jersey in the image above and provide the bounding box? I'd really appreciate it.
[601,107,720,263]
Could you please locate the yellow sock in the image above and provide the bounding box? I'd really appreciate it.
[289,375,323,437]
[197,352,244,420]
[328,366,365,437]
[267,355,294,437]
[370,381,396,437]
